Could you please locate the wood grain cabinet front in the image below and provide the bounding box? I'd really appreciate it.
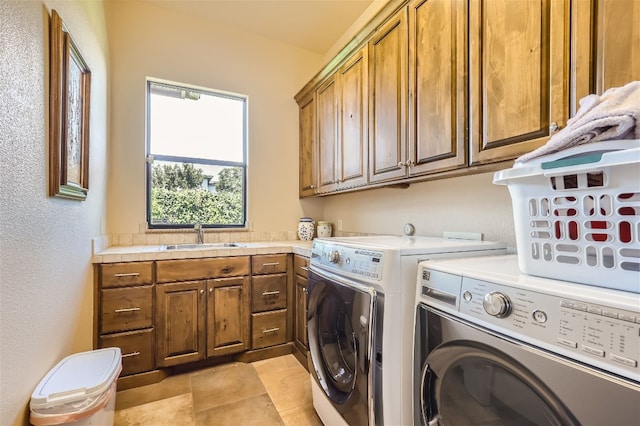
[251,309,287,350]
[99,328,154,376]
[249,254,292,350]
[96,262,156,378]
[293,255,310,354]
[100,286,153,334]
[155,257,251,367]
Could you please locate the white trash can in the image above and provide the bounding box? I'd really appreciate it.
[30,348,122,426]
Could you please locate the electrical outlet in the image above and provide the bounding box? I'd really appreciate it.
[337,220,343,231]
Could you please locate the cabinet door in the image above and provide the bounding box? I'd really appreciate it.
[207,276,249,357]
[156,281,206,367]
[408,0,467,176]
[294,274,308,351]
[299,93,317,197]
[572,0,640,114]
[316,75,339,193]
[369,8,409,183]
[469,0,569,165]
[338,47,369,189]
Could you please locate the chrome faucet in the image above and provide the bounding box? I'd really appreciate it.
[194,223,204,244]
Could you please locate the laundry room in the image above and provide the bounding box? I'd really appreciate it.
[1,0,639,425]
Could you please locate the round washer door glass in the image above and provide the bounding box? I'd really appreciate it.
[421,344,578,425]
[316,289,357,395]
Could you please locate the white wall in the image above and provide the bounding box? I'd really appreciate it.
[322,172,518,246]
[104,1,325,236]
[0,1,109,424]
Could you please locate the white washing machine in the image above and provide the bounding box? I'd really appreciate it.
[307,235,507,425]
[414,254,640,425]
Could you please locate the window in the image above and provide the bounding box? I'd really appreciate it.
[146,79,247,229]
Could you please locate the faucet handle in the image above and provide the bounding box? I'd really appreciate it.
[194,223,202,230]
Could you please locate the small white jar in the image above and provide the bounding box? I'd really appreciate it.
[297,217,315,241]
[317,221,332,238]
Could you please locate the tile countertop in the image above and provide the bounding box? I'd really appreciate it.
[92,240,314,263]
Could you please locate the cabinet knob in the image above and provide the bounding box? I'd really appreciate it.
[200,289,204,294]
[398,161,405,167]
[549,122,561,133]
[209,288,213,293]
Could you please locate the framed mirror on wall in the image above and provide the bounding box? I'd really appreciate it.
[49,9,91,200]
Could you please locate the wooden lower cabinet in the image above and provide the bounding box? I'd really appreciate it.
[97,262,156,378]
[99,328,154,376]
[207,276,249,357]
[156,280,206,367]
[156,277,249,367]
[251,309,287,350]
[293,255,310,354]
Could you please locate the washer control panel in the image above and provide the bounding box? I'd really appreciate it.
[419,267,640,382]
[311,241,384,281]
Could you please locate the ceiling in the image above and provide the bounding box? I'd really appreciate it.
[142,0,376,54]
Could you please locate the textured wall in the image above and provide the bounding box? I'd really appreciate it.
[0,1,108,424]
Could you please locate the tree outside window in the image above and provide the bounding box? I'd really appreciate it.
[146,80,247,228]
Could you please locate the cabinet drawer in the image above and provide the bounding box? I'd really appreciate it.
[251,274,287,313]
[294,255,309,278]
[100,262,153,288]
[251,309,287,349]
[252,254,288,275]
[156,257,249,283]
[99,328,154,376]
[101,286,153,333]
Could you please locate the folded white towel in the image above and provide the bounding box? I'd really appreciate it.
[515,80,640,165]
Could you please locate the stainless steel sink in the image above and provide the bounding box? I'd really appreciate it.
[162,242,246,250]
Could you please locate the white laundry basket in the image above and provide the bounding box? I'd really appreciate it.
[494,140,640,293]
[30,348,122,426]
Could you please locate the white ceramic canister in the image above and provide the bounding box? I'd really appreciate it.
[297,217,315,241]
[317,221,332,238]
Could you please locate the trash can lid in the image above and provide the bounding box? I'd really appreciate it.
[30,347,122,410]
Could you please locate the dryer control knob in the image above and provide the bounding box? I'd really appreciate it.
[329,250,340,264]
[483,292,512,318]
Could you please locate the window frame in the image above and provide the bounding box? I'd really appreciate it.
[145,78,249,230]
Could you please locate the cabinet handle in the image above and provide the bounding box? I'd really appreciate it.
[122,351,140,358]
[113,272,140,277]
[262,290,280,297]
[262,262,280,267]
[301,266,309,272]
[262,327,280,334]
[114,307,140,313]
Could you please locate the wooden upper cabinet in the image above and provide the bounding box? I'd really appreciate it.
[298,93,316,198]
[408,0,467,176]
[338,47,369,189]
[369,8,409,184]
[469,0,570,165]
[572,0,640,114]
[316,75,339,194]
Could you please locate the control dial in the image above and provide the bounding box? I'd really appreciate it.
[329,250,340,264]
[483,292,512,318]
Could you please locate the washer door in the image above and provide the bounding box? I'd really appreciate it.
[307,269,375,425]
[416,306,579,426]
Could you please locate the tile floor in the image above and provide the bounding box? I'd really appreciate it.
[114,354,323,426]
